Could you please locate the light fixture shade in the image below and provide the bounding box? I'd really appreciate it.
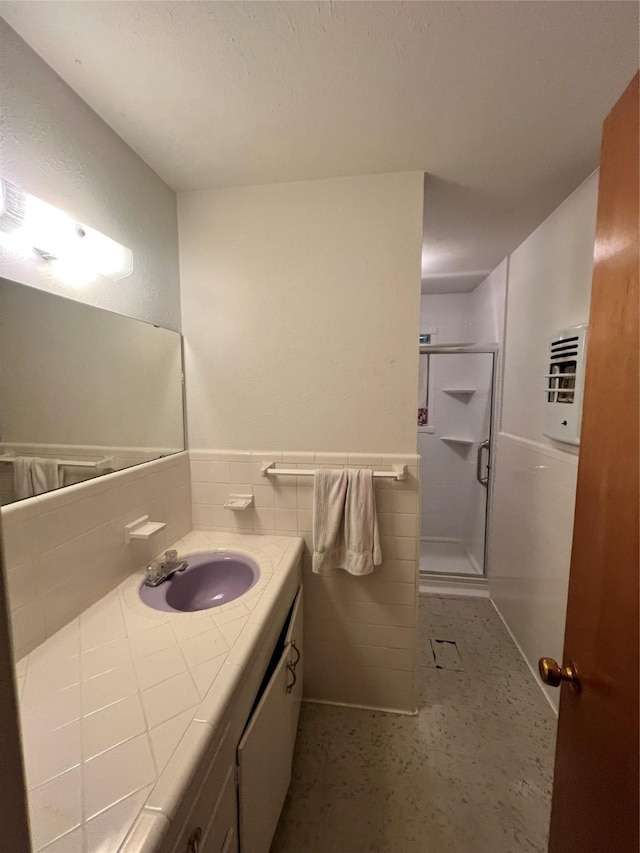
[0,178,133,282]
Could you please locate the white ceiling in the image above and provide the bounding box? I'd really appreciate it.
[1,1,638,294]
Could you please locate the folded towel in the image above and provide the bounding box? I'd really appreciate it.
[312,468,382,576]
[13,457,60,499]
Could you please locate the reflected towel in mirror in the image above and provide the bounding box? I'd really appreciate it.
[13,457,61,499]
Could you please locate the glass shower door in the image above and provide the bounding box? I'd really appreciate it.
[418,351,495,577]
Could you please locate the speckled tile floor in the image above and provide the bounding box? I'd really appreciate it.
[271,594,556,853]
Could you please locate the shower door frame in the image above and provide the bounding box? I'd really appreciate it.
[418,344,498,580]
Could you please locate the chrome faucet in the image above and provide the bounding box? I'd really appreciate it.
[144,549,188,587]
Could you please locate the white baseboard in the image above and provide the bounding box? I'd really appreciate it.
[303,697,417,716]
[489,598,559,717]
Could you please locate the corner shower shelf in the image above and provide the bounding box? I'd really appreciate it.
[440,437,475,445]
[442,388,476,395]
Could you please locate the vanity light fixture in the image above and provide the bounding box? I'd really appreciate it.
[0,178,133,283]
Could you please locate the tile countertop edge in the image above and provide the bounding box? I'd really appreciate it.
[121,533,304,851]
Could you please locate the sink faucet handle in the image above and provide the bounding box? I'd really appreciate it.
[164,549,178,564]
[146,561,162,584]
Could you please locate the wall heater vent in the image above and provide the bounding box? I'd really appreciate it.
[543,324,588,446]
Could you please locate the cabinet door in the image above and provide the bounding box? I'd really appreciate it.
[200,764,238,853]
[237,587,304,853]
[285,587,303,746]
[172,761,237,853]
[237,647,293,853]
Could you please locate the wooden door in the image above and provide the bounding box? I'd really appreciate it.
[547,74,639,852]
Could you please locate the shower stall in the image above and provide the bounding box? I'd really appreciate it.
[417,345,496,579]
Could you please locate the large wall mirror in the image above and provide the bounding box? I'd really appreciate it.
[0,278,185,505]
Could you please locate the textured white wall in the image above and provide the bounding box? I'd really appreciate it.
[420,293,474,343]
[470,259,508,348]
[0,21,181,331]
[179,172,423,452]
[489,172,598,709]
[420,261,507,347]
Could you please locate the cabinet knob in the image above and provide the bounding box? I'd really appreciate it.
[187,827,202,853]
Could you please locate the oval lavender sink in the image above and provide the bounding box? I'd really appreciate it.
[139,552,259,613]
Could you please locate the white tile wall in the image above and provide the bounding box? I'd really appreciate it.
[189,449,420,713]
[488,433,578,710]
[2,452,191,660]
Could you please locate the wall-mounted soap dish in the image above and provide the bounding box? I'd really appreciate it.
[224,494,255,510]
[125,515,166,544]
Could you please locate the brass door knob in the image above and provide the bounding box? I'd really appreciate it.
[538,657,581,691]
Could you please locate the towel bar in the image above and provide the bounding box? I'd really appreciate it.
[260,462,407,481]
[0,454,114,470]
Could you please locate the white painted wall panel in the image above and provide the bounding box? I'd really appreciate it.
[488,173,598,709]
[470,259,508,348]
[179,172,423,453]
[419,293,474,343]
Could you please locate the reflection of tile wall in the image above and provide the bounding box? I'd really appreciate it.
[2,453,191,660]
[0,443,184,506]
[189,450,420,714]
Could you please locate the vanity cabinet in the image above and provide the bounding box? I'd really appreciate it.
[170,586,303,853]
[238,587,303,853]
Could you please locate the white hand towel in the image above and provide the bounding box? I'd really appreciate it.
[312,469,348,574]
[12,457,60,499]
[13,457,33,500]
[343,469,382,576]
[312,468,382,576]
[30,458,61,496]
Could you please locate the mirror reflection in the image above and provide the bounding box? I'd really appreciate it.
[0,278,185,504]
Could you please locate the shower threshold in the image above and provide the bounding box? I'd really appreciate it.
[420,539,482,576]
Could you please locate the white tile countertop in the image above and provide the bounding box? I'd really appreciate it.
[16,530,304,852]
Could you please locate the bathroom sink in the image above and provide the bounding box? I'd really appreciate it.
[139,552,259,613]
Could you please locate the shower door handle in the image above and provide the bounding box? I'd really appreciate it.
[476,440,490,487]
